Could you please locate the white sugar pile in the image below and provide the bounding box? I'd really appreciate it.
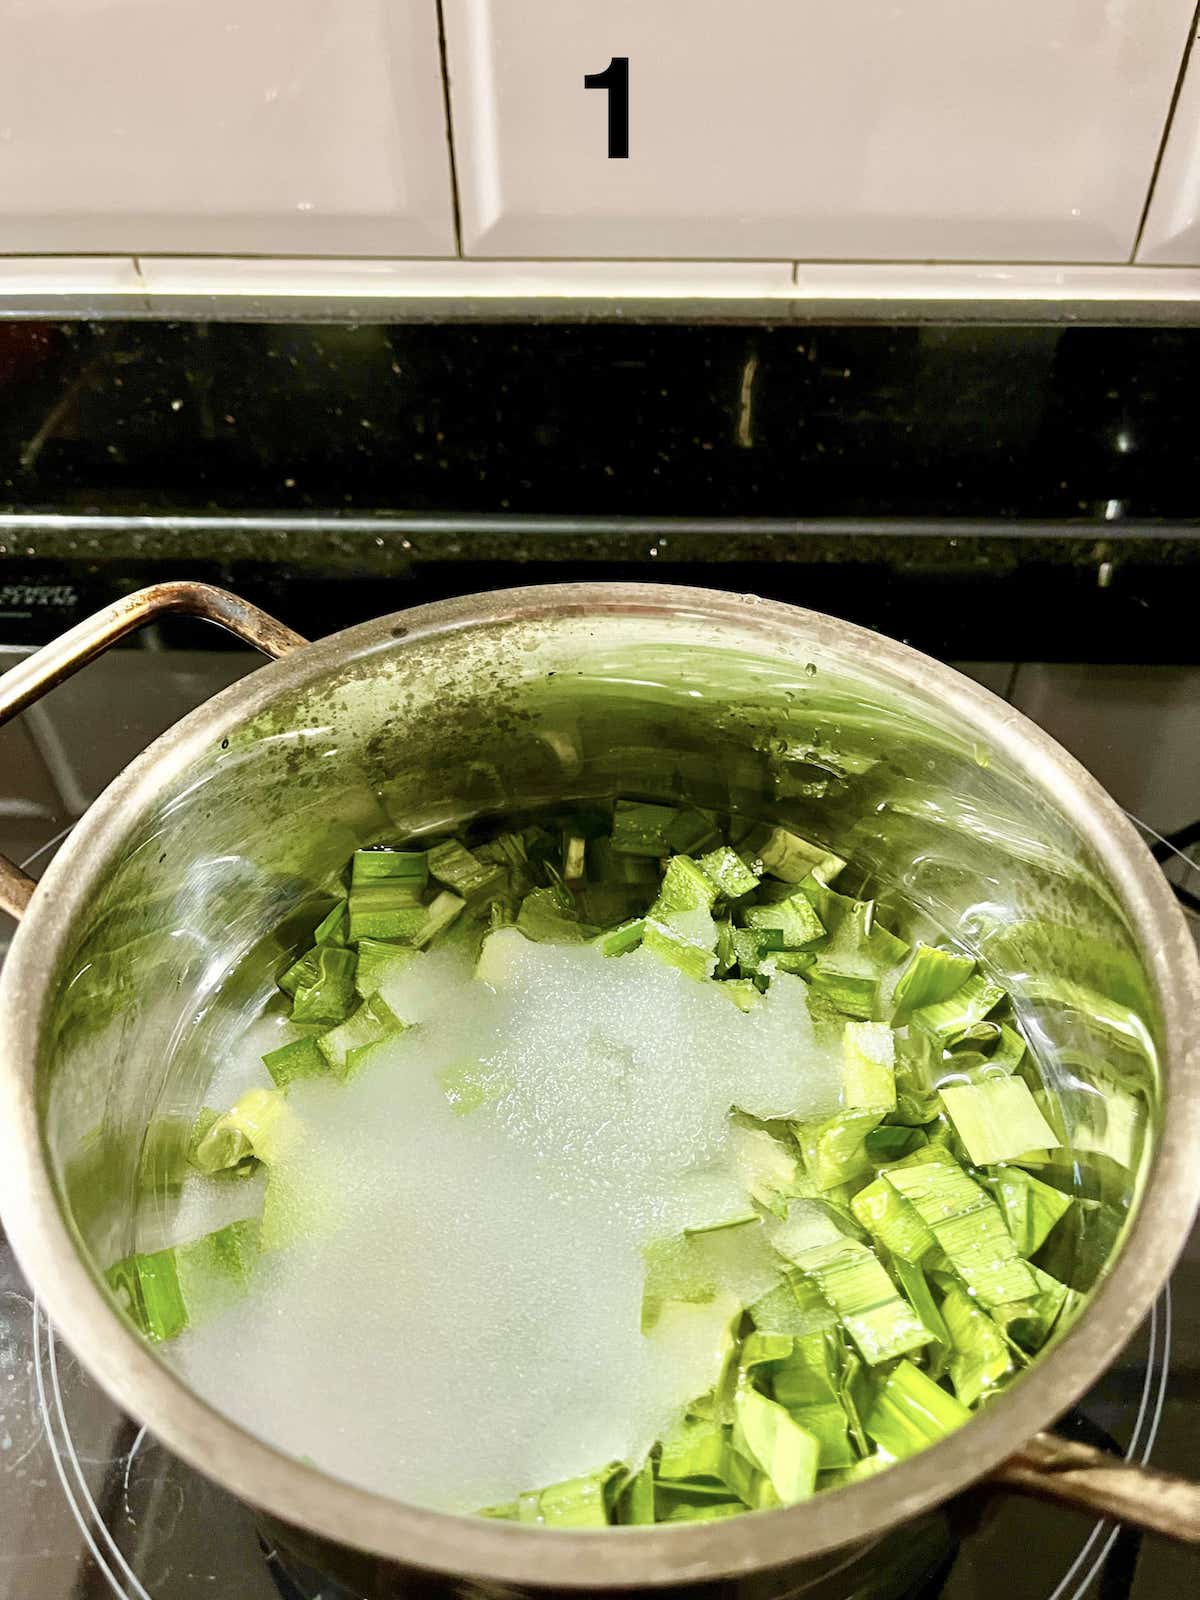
[168,932,841,1512]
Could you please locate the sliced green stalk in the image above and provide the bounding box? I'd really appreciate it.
[594,917,646,956]
[317,993,406,1080]
[992,1265,1075,1353]
[890,945,976,1026]
[939,1079,1061,1166]
[842,1021,896,1111]
[614,1460,656,1525]
[807,969,878,1021]
[426,839,506,902]
[781,1237,932,1365]
[106,1218,259,1343]
[884,1156,1039,1308]
[864,1359,970,1460]
[197,1087,297,1167]
[312,901,349,945]
[291,946,358,1024]
[850,1175,936,1263]
[518,1462,622,1527]
[353,937,421,1000]
[348,849,430,941]
[892,1257,950,1350]
[412,889,467,949]
[988,1166,1073,1256]
[940,1281,1011,1406]
[909,971,1006,1045]
[770,1329,857,1469]
[742,892,825,951]
[794,1110,883,1191]
[658,1414,726,1482]
[642,915,717,981]
[516,885,589,944]
[610,799,679,857]
[700,845,761,898]
[665,807,724,855]
[741,824,846,885]
[651,855,720,916]
[720,978,763,1012]
[188,1106,258,1178]
[863,1124,927,1163]
[732,1386,820,1504]
[261,1035,329,1089]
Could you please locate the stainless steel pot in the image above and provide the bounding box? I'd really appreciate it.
[1,580,1199,1596]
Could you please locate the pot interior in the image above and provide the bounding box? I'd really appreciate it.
[33,596,1165,1503]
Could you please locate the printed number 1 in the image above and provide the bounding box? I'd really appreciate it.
[584,56,629,159]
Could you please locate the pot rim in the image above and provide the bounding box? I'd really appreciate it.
[1,581,1198,1589]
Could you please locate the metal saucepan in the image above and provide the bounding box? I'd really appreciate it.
[1,581,1198,1597]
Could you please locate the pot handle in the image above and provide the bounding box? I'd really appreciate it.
[991,1430,1200,1543]
[0,581,308,921]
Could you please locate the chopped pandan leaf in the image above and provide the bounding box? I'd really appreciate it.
[614,1459,655,1525]
[749,1271,839,1337]
[771,1329,858,1469]
[576,883,649,927]
[717,1439,783,1511]
[412,889,467,949]
[261,1035,329,1089]
[198,1087,297,1167]
[720,978,763,1012]
[910,971,1006,1046]
[991,1023,1028,1072]
[291,946,358,1024]
[518,1462,622,1527]
[317,993,406,1080]
[794,1110,883,1190]
[842,1021,896,1112]
[353,937,421,1000]
[106,1219,259,1343]
[992,1266,1075,1353]
[732,1386,820,1505]
[700,845,760,898]
[807,969,878,1020]
[850,1174,936,1263]
[611,799,678,857]
[278,945,322,1000]
[658,1414,727,1481]
[589,836,661,884]
[666,806,724,855]
[651,855,720,916]
[939,1078,1061,1166]
[884,1156,1039,1308]
[891,1258,950,1353]
[732,927,771,977]
[940,1281,1011,1406]
[740,1330,795,1370]
[425,839,506,903]
[781,1236,933,1365]
[772,950,817,976]
[890,944,976,1026]
[730,1118,803,1217]
[594,917,646,956]
[891,1030,941,1126]
[864,1360,970,1460]
[643,914,717,981]
[819,1454,890,1489]
[944,1019,1002,1054]
[988,1166,1073,1256]
[312,901,349,946]
[516,884,590,944]
[741,824,846,885]
[348,849,429,941]
[864,1124,927,1163]
[741,892,825,950]
[188,1107,259,1179]
[657,1498,747,1523]
[561,831,587,882]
